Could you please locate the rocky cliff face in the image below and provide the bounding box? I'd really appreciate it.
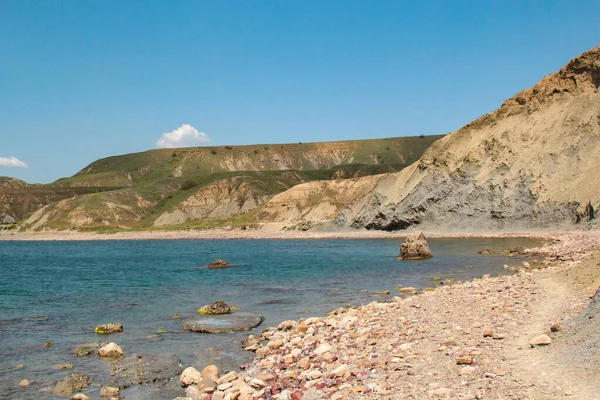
[263,45,600,231]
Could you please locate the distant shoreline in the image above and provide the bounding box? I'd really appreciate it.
[0,226,581,242]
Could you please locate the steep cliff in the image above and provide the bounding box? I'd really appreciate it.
[263,45,600,231]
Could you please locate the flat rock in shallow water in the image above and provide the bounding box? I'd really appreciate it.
[111,353,184,397]
[53,373,92,396]
[183,312,264,334]
[73,342,106,357]
[195,348,255,372]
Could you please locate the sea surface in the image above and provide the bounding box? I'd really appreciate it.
[0,238,541,399]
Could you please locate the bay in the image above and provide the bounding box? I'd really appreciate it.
[0,237,539,399]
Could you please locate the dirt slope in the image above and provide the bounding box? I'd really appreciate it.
[153,177,273,226]
[263,45,600,231]
[0,177,121,225]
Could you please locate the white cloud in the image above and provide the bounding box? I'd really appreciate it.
[0,156,28,168]
[156,124,211,148]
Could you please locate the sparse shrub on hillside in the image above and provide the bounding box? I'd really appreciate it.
[225,146,233,150]
[171,152,177,158]
[0,223,17,231]
[210,149,217,155]
[180,180,197,191]
[419,134,425,138]
[253,150,259,155]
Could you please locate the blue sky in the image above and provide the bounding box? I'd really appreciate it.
[1,1,599,183]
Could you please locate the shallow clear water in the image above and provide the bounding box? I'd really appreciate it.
[0,238,539,399]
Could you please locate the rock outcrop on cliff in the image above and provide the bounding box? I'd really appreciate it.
[263,45,600,231]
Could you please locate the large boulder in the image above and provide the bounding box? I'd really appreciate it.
[183,312,264,334]
[397,232,433,260]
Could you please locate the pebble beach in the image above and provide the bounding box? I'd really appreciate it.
[184,231,600,400]
[168,231,600,400]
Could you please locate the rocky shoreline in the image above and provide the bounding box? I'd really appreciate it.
[179,231,600,400]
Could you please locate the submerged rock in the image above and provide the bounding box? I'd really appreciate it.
[397,286,419,294]
[110,353,184,396]
[196,349,254,373]
[73,342,106,357]
[479,246,528,256]
[53,373,93,396]
[206,259,231,269]
[396,232,433,260]
[99,386,119,397]
[183,312,264,334]
[198,300,233,315]
[94,322,123,334]
[52,363,74,370]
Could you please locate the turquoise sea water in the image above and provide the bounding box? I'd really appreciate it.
[0,238,539,399]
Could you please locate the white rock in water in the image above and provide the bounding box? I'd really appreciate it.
[98,342,124,358]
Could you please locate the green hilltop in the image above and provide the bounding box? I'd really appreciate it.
[1,135,444,231]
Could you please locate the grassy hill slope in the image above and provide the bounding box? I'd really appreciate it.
[7,135,442,230]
